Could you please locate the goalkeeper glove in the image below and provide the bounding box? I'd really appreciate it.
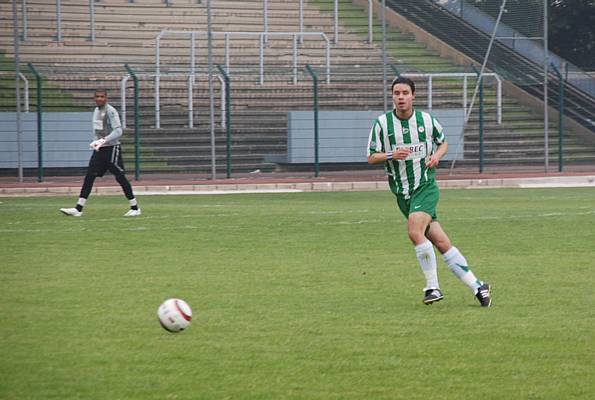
[89,138,106,151]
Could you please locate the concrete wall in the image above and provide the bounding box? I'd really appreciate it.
[0,112,93,168]
[280,109,464,164]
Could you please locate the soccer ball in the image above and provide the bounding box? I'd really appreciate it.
[157,298,192,333]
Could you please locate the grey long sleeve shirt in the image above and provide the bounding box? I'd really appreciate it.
[93,104,123,146]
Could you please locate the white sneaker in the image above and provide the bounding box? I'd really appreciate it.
[124,209,142,217]
[60,207,82,217]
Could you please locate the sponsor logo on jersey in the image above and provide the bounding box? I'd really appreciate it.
[395,143,427,160]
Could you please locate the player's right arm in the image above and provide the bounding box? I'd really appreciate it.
[89,107,105,151]
[367,119,410,164]
[367,120,389,165]
[368,148,411,164]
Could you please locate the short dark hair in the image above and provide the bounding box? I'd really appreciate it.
[95,88,108,96]
[391,76,415,93]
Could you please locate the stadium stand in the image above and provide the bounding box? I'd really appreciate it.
[1,0,594,175]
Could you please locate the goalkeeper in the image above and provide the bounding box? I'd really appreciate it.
[60,89,141,217]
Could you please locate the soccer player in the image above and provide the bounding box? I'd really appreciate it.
[367,77,491,307]
[60,89,141,217]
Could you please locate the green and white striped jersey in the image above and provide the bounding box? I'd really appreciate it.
[367,109,445,199]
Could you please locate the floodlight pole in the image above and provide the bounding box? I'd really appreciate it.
[543,0,549,172]
[21,0,27,41]
[299,0,304,43]
[55,0,62,41]
[381,0,387,112]
[334,0,339,44]
[89,0,96,41]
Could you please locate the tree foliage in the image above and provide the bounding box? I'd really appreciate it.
[549,0,595,69]
[468,0,595,69]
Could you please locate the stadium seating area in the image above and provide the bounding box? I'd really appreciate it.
[1,0,594,174]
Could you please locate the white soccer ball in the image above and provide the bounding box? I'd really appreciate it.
[157,298,192,333]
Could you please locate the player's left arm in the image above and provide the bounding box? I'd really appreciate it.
[102,106,123,143]
[425,116,447,168]
[426,141,447,168]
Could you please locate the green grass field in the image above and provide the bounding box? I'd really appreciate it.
[1,188,594,399]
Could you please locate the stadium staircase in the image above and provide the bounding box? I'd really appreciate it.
[384,0,595,165]
[1,0,594,175]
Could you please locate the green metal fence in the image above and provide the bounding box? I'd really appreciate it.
[2,65,586,180]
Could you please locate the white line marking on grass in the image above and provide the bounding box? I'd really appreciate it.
[90,213,241,223]
[2,210,593,234]
[0,223,240,234]
[0,227,89,233]
[314,209,595,226]
[3,211,244,227]
[139,189,303,195]
[310,209,371,215]
[446,209,595,222]
[316,219,381,226]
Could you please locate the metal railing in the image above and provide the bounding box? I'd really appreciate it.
[267,0,375,45]
[17,0,102,43]
[404,72,502,124]
[19,0,375,47]
[0,72,29,113]
[21,0,28,41]
[55,0,62,41]
[155,30,331,87]
[120,73,226,130]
